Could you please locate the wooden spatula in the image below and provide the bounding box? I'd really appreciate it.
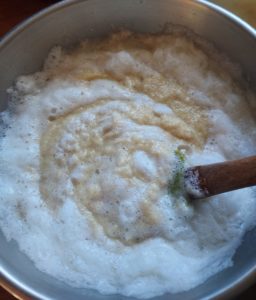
[184,155,256,200]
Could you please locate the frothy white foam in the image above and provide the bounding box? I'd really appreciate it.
[0,31,256,299]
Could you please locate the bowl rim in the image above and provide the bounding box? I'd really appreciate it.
[0,0,256,299]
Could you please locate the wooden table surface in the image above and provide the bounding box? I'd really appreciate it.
[0,0,256,299]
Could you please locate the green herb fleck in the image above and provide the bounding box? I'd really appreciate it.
[174,148,186,163]
[168,148,186,197]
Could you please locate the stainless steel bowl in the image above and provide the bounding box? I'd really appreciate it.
[0,1,256,299]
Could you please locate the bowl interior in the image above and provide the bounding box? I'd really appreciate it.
[0,0,256,299]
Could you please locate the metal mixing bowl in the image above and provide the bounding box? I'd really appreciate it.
[0,0,256,299]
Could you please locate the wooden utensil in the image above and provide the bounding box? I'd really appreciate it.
[184,155,256,200]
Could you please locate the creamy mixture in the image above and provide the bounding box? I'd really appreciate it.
[0,31,256,298]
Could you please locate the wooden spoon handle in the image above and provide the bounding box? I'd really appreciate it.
[184,155,256,200]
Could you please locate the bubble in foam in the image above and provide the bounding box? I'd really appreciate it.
[184,168,207,200]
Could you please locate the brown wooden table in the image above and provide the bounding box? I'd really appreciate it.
[0,1,256,299]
